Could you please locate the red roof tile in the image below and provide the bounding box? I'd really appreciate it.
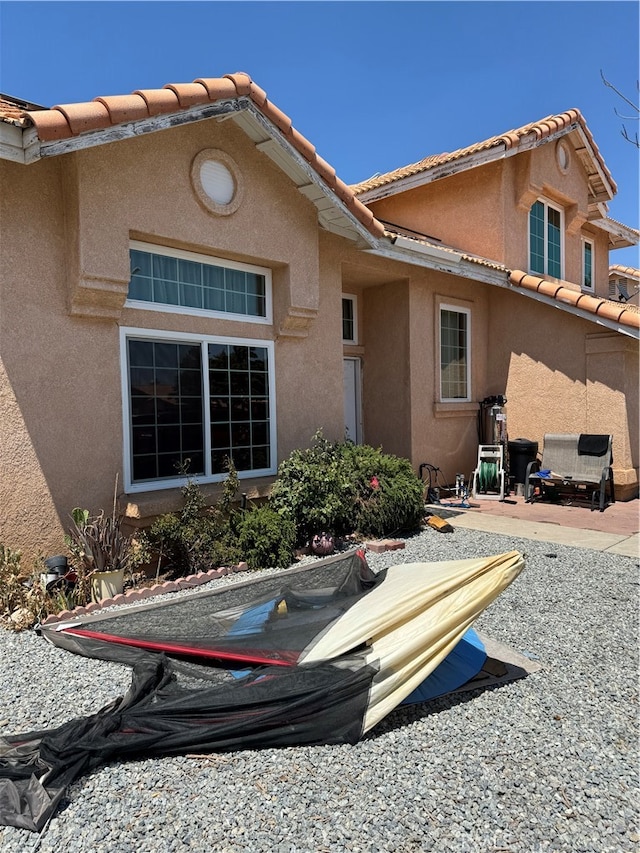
[351,109,616,198]
[609,264,640,279]
[509,270,639,331]
[54,101,111,135]
[94,94,150,125]
[3,73,382,239]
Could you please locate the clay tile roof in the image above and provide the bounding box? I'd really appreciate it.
[509,270,639,332]
[351,109,616,197]
[164,81,210,108]
[609,264,640,279]
[94,94,150,124]
[54,101,111,135]
[0,98,31,126]
[8,73,383,240]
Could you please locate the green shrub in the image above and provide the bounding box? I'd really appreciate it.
[270,432,425,543]
[236,504,296,570]
[147,463,241,575]
[269,432,353,544]
[342,443,425,538]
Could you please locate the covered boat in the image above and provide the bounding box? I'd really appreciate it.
[0,548,524,831]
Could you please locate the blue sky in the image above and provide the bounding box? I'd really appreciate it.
[1,1,638,266]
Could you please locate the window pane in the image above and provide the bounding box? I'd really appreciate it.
[547,208,561,278]
[207,343,270,475]
[529,202,545,275]
[127,339,204,483]
[583,242,593,289]
[128,249,267,318]
[440,309,468,400]
[342,298,355,341]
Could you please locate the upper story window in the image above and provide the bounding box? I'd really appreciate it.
[439,305,471,402]
[342,295,358,343]
[582,238,594,291]
[127,242,272,324]
[120,328,276,492]
[529,200,563,279]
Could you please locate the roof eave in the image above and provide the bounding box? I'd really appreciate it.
[355,121,616,208]
[592,217,640,250]
[4,95,380,247]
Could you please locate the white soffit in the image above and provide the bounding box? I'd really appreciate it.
[234,106,375,246]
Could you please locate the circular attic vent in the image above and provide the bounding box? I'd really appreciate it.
[192,149,243,215]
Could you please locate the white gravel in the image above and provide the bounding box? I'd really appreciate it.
[0,525,638,853]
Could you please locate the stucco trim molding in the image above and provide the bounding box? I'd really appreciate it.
[69,274,129,319]
[433,402,478,419]
[277,306,319,339]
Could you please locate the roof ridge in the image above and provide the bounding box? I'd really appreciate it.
[350,108,615,198]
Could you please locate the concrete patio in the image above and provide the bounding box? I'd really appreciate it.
[427,493,639,558]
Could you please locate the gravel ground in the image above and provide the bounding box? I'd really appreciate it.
[0,526,638,853]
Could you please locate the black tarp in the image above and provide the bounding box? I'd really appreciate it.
[0,548,525,831]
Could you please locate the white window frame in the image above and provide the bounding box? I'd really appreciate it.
[342,294,358,344]
[581,237,594,292]
[126,241,273,325]
[439,304,471,403]
[528,199,564,280]
[120,326,277,493]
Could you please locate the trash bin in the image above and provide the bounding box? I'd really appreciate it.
[508,439,538,486]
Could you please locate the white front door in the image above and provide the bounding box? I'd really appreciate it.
[343,357,362,443]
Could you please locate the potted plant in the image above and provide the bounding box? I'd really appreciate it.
[66,484,135,603]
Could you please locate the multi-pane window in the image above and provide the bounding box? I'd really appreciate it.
[122,330,275,490]
[440,306,470,401]
[128,243,270,321]
[529,200,562,279]
[582,239,594,291]
[342,295,357,343]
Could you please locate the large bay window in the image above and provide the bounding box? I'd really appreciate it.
[121,328,276,492]
[529,199,563,279]
[439,305,471,402]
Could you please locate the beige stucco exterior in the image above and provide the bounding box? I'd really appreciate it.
[1,102,638,564]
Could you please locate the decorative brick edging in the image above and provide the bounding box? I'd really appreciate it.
[364,539,406,554]
[40,561,250,626]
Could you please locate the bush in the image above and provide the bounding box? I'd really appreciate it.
[236,504,296,570]
[270,432,425,543]
[146,463,241,575]
[269,433,352,544]
[342,443,426,538]
[0,546,58,630]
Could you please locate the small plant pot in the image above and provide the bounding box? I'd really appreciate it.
[91,568,125,602]
[311,533,335,556]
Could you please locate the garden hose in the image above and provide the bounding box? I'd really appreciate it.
[478,460,499,493]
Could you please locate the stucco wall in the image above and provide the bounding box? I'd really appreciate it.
[368,143,611,292]
[0,119,345,562]
[486,287,638,497]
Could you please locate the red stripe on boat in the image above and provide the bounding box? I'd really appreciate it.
[62,628,299,667]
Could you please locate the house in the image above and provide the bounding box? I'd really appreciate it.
[609,264,640,305]
[0,73,638,562]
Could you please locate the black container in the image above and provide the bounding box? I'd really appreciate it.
[45,555,68,573]
[508,438,539,485]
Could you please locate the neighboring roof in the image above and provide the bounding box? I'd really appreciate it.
[351,109,616,216]
[609,264,640,280]
[509,270,640,333]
